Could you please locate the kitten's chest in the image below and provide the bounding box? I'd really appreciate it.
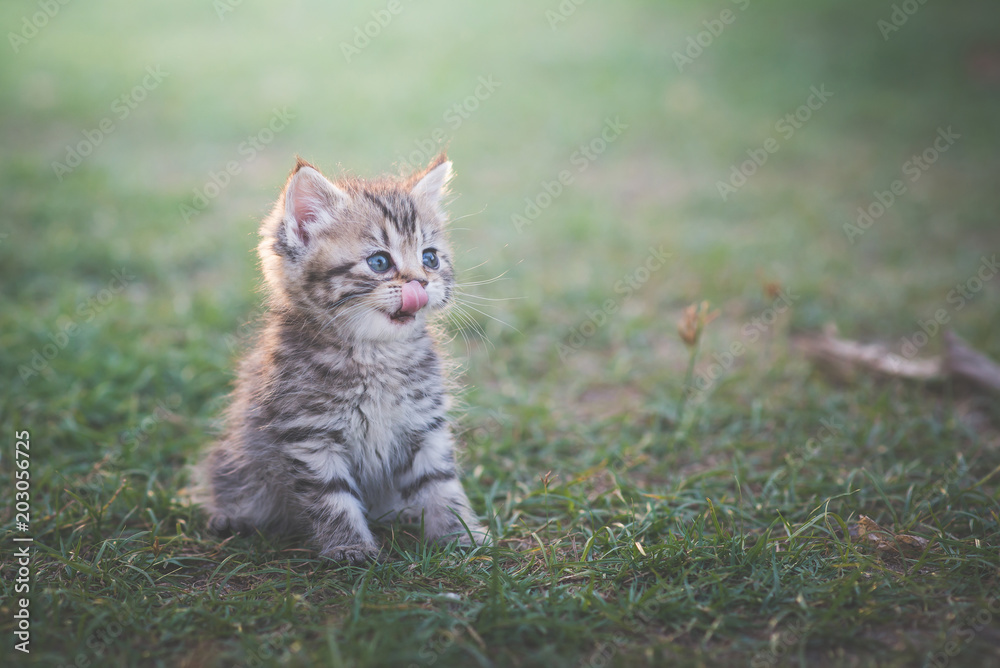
[335,351,437,475]
[348,381,410,451]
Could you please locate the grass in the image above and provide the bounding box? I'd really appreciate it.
[2,0,1000,666]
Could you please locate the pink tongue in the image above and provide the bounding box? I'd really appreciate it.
[399,280,428,315]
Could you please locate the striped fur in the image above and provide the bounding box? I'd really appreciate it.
[202,154,485,563]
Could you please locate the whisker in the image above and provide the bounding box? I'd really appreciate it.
[451,298,519,335]
[443,309,479,358]
[458,259,492,273]
[454,272,512,288]
[445,305,494,355]
[447,304,490,340]
[329,293,366,309]
[447,205,488,227]
[314,299,372,341]
[453,290,524,303]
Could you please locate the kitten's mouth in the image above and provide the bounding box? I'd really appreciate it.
[388,310,416,325]
[388,280,428,325]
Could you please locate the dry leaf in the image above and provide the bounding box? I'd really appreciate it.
[894,533,930,553]
[677,301,719,348]
[856,515,895,551]
[794,327,1000,395]
[854,514,932,555]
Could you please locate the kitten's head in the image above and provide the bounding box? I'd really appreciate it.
[258,154,455,342]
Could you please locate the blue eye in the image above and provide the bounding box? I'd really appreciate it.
[367,252,393,273]
[422,249,439,270]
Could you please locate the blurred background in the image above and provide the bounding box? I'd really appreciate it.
[2,1,1000,665]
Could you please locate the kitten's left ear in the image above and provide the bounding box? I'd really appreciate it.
[410,155,453,216]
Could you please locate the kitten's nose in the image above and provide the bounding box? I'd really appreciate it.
[399,280,429,315]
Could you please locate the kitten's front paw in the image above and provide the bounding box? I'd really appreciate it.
[208,515,253,537]
[439,525,490,548]
[462,525,491,547]
[322,543,380,565]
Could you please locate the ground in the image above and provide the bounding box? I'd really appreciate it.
[1,0,999,666]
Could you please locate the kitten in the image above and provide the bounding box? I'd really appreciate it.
[202,154,486,563]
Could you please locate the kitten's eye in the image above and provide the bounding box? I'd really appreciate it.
[367,252,393,273]
[422,249,440,270]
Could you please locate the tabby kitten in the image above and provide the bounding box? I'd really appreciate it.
[203,154,486,563]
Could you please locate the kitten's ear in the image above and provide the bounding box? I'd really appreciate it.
[410,154,452,216]
[281,162,348,251]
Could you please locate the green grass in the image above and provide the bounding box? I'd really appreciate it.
[2,0,1000,666]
